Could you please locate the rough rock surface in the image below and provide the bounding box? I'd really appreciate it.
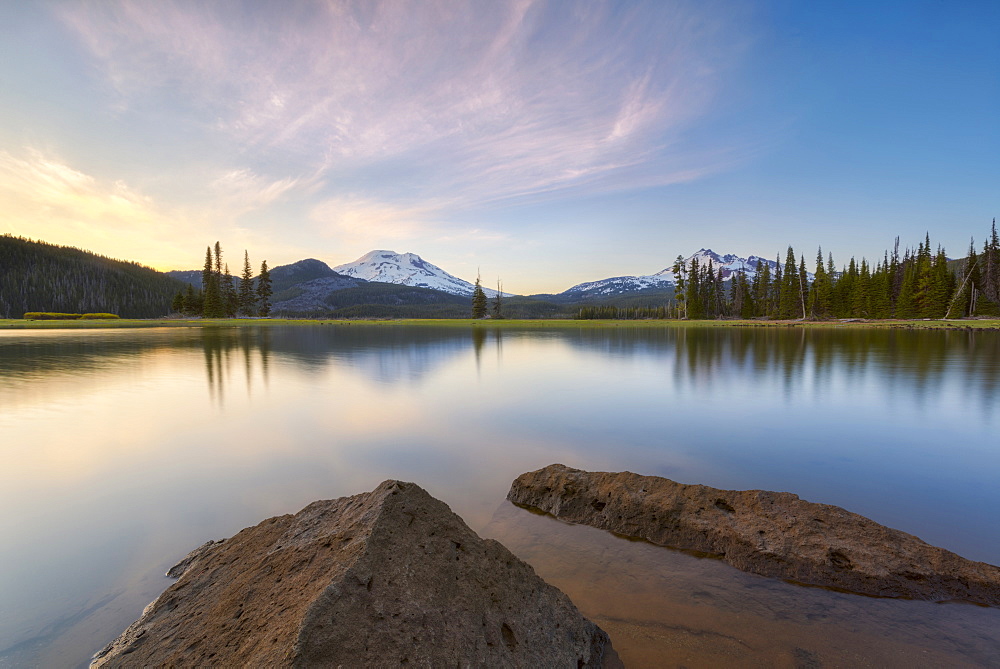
[92,480,610,667]
[508,464,1000,606]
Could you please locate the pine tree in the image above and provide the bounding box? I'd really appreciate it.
[754,260,770,318]
[202,246,222,317]
[835,258,858,317]
[687,257,703,318]
[729,267,741,317]
[913,235,935,317]
[895,249,918,318]
[222,263,238,317]
[238,250,256,317]
[730,268,745,318]
[982,219,1000,308]
[777,247,798,318]
[171,291,184,314]
[491,279,503,319]
[214,241,223,276]
[256,260,272,317]
[797,255,808,319]
[976,218,1000,316]
[851,258,871,317]
[888,238,902,306]
[671,255,687,319]
[471,274,487,318]
[716,267,726,317]
[952,237,981,317]
[869,256,892,319]
[771,255,783,318]
[703,260,717,318]
[738,270,754,319]
[926,246,953,318]
[809,247,832,318]
[181,284,198,316]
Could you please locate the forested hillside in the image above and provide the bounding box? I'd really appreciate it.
[272,282,471,318]
[0,235,186,318]
[668,226,1000,320]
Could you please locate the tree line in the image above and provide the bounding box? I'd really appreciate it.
[670,222,1000,320]
[171,242,273,318]
[577,305,668,320]
[0,234,183,318]
[471,275,505,319]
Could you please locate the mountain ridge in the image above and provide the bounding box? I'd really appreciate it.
[11,239,818,318]
[333,250,508,298]
[166,247,790,305]
[1,235,186,318]
[559,248,786,299]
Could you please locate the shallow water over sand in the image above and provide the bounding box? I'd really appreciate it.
[1,325,998,667]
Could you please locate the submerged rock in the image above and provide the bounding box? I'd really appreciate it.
[92,480,610,667]
[507,464,1000,606]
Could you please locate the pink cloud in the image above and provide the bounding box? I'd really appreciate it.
[57,1,751,211]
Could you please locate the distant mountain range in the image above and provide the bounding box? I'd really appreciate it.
[559,249,789,299]
[9,238,810,319]
[167,253,497,317]
[167,250,507,297]
[165,247,807,312]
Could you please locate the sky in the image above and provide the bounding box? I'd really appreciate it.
[0,0,997,294]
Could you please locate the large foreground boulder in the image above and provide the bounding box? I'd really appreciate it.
[508,464,1000,606]
[93,480,610,667]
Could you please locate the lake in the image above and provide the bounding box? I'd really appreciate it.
[1,324,998,667]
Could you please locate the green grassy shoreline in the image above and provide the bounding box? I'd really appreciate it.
[2,317,999,330]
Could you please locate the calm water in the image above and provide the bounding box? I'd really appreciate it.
[1,324,998,667]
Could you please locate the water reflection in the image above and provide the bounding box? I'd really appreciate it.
[472,327,503,373]
[488,502,1000,668]
[6,326,995,415]
[555,325,1000,412]
[200,328,272,405]
[1,325,999,668]
[196,326,514,399]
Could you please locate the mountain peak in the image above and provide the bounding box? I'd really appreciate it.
[283,258,332,271]
[560,248,813,298]
[333,250,505,297]
[360,249,402,258]
[269,258,341,293]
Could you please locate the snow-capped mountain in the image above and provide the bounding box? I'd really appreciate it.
[679,249,783,280]
[561,273,673,298]
[560,249,797,298]
[333,250,507,297]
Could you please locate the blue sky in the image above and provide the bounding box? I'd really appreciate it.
[0,0,996,294]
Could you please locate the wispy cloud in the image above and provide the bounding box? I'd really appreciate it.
[0,147,190,263]
[0,148,303,269]
[308,196,453,246]
[58,0,750,215]
[211,169,302,211]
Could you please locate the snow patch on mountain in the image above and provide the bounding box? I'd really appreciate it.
[675,249,784,280]
[561,248,812,298]
[333,250,508,297]
[679,249,815,281]
[563,274,673,296]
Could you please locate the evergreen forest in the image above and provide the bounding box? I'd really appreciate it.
[4,222,999,321]
[663,224,1000,321]
[172,243,271,318]
[0,235,186,318]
